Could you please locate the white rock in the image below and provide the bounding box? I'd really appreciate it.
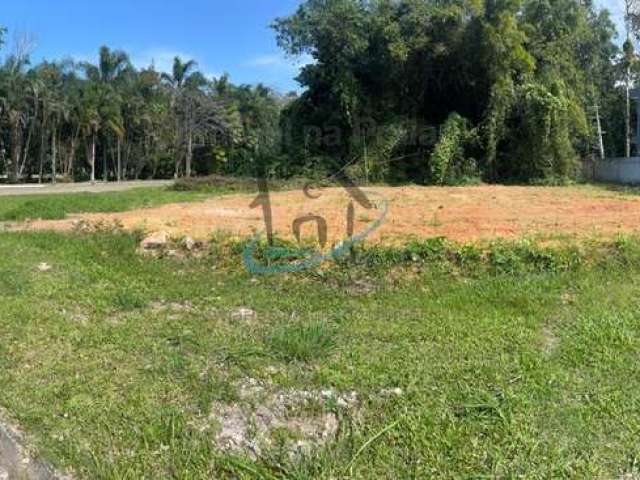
[380,387,404,397]
[231,307,257,320]
[321,390,335,399]
[183,236,197,251]
[37,262,52,272]
[140,231,169,250]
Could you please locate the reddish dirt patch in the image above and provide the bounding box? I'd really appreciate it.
[14,185,640,245]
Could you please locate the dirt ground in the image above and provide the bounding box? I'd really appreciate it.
[14,185,640,245]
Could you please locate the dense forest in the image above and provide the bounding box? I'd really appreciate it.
[0,0,637,185]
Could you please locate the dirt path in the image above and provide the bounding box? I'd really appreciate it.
[14,185,640,244]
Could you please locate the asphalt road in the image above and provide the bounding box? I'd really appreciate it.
[0,180,173,197]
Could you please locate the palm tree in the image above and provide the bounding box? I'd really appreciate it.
[18,73,43,178]
[83,47,130,181]
[161,57,198,90]
[60,70,84,178]
[36,62,67,184]
[79,82,101,183]
[99,88,125,181]
[161,57,202,177]
[0,54,30,183]
[83,46,131,84]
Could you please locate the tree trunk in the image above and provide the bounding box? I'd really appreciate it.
[90,132,96,184]
[103,139,108,183]
[174,145,181,179]
[9,116,22,183]
[38,128,46,184]
[186,127,193,177]
[20,114,36,177]
[68,128,80,177]
[51,125,57,184]
[123,141,131,181]
[38,114,48,184]
[117,137,122,182]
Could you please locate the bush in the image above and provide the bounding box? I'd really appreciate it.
[429,113,479,185]
[499,81,583,181]
[172,174,257,192]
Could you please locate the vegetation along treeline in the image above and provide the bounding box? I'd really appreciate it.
[1,0,639,185]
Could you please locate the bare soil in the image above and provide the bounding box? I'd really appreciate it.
[14,185,640,244]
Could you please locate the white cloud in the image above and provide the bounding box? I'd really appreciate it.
[239,53,314,92]
[244,52,313,71]
[246,54,283,67]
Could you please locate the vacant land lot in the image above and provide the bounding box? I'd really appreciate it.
[1,184,640,479]
[14,184,640,244]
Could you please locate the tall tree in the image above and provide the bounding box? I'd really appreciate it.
[162,57,203,177]
[274,0,618,183]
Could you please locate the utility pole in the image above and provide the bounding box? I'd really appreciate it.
[626,64,632,158]
[594,104,605,160]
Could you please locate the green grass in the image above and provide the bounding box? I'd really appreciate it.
[1,231,640,478]
[0,186,230,222]
[266,321,337,362]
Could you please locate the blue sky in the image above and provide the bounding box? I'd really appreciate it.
[0,0,626,93]
[1,0,306,92]
[599,0,625,34]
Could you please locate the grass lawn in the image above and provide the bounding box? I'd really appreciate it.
[0,175,309,223]
[0,187,223,222]
[0,229,640,478]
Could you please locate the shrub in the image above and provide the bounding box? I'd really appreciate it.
[429,113,479,185]
[172,174,257,192]
[499,81,583,181]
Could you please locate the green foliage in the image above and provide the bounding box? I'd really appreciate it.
[275,0,620,183]
[172,174,257,193]
[429,113,478,185]
[171,173,336,193]
[499,81,580,180]
[0,187,215,221]
[1,1,625,185]
[331,236,586,277]
[0,40,286,184]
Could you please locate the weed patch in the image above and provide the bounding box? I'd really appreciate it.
[266,321,337,362]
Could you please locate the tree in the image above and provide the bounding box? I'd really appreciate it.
[0,3,624,185]
[162,57,204,177]
[82,47,130,181]
[274,0,618,183]
[0,54,30,182]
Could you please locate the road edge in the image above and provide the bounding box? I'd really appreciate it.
[0,408,72,480]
